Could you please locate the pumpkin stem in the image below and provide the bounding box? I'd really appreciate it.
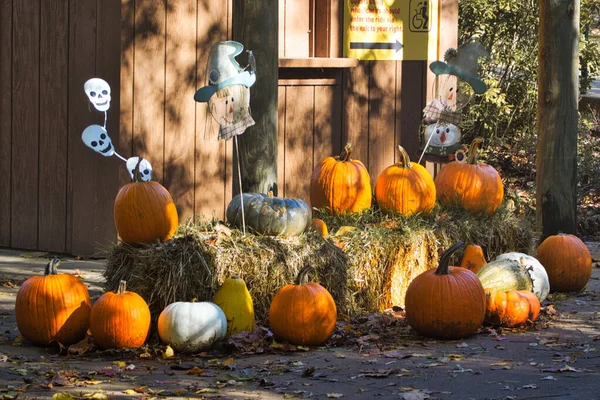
[467,138,484,165]
[396,145,412,168]
[435,241,464,275]
[295,265,314,285]
[338,143,354,162]
[132,158,143,183]
[117,280,128,294]
[44,257,61,275]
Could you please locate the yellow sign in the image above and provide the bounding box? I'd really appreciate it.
[343,0,439,61]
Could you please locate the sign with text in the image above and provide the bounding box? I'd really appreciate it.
[343,0,439,61]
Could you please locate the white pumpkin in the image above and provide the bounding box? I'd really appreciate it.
[157,301,227,353]
[494,252,550,302]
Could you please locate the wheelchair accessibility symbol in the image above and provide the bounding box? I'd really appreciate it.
[410,0,431,32]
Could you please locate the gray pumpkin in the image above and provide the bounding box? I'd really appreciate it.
[226,193,311,236]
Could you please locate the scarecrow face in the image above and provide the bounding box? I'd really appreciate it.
[81,125,114,157]
[425,123,461,147]
[436,74,458,109]
[208,85,251,127]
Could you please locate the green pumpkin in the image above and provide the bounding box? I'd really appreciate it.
[494,252,549,302]
[226,193,312,236]
[476,258,534,293]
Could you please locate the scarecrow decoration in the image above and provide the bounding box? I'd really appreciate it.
[419,42,488,164]
[81,78,153,182]
[194,40,257,234]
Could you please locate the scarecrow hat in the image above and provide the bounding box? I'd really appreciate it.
[430,42,488,95]
[194,41,256,103]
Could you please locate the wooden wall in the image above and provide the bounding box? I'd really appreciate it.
[0,0,457,256]
[0,0,121,256]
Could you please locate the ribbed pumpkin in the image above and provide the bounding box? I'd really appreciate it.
[494,252,550,302]
[213,275,255,337]
[90,280,151,349]
[536,233,592,293]
[405,241,486,339]
[15,258,92,346]
[434,137,504,215]
[114,167,178,244]
[269,265,337,346]
[459,244,487,274]
[484,288,541,327]
[157,301,227,353]
[226,192,311,236]
[310,143,372,215]
[375,145,436,216]
[476,258,534,293]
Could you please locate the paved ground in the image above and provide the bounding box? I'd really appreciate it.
[0,244,599,400]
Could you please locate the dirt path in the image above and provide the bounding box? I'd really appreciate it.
[0,244,599,400]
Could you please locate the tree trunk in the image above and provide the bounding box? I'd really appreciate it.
[232,1,279,195]
[536,0,579,241]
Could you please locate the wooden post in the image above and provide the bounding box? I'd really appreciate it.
[536,0,579,240]
[232,1,279,195]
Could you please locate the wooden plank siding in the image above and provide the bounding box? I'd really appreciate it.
[0,0,457,256]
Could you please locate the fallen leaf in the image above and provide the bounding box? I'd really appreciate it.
[163,345,175,358]
[327,393,344,398]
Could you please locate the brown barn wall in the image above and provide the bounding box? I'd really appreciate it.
[0,0,457,256]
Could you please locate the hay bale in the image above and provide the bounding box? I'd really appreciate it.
[103,204,533,324]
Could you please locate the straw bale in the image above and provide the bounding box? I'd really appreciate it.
[103,205,533,323]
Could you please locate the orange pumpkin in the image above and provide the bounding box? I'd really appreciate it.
[15,258,92,346]
[536,233,592,292]
[310,143,372,215]
[405,241,486,339]
[114,167,178,244]
[484,288,540,327]
[269,265,337,346]
[375,145,436,216]
[310,218,329,238]
[90,280,151,349]
[460,244,487,274]
[434,138,504,215]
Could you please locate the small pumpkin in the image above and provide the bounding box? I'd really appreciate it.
[459,244,487,274]
[157,301,227,353]
[213,275,255,337]
[269,265,337,346]
[476,258,534,294]
[484,288,541,327]
[405,241,486,339]
[310,143,372,215]
[375,145,436,216]
[114,166,178,244]
[226,192,311,236]
[310,218,329,238]
[90,280,151,350]
[434,137,504,215]
[536,233,592,293]
[15,258,92,346]
[494,252,550,302]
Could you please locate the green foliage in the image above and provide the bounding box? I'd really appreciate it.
[458,0,600,146]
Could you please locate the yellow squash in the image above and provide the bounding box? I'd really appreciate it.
[213,275,255,336]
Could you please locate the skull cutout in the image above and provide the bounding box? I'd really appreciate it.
[84,78,111,112]
[126,157,153,182]
[82,125,114,157]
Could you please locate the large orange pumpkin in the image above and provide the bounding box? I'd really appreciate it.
[15,258,92,346]
[90,280,151,349]
[405,241,486,339]
[269,265,337,346]
[310,143,372,215]
[484,288,541,327]
[375,145,436,216]
[114,167,178,244]
[434,138,504,215]
[536,233,592,292]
